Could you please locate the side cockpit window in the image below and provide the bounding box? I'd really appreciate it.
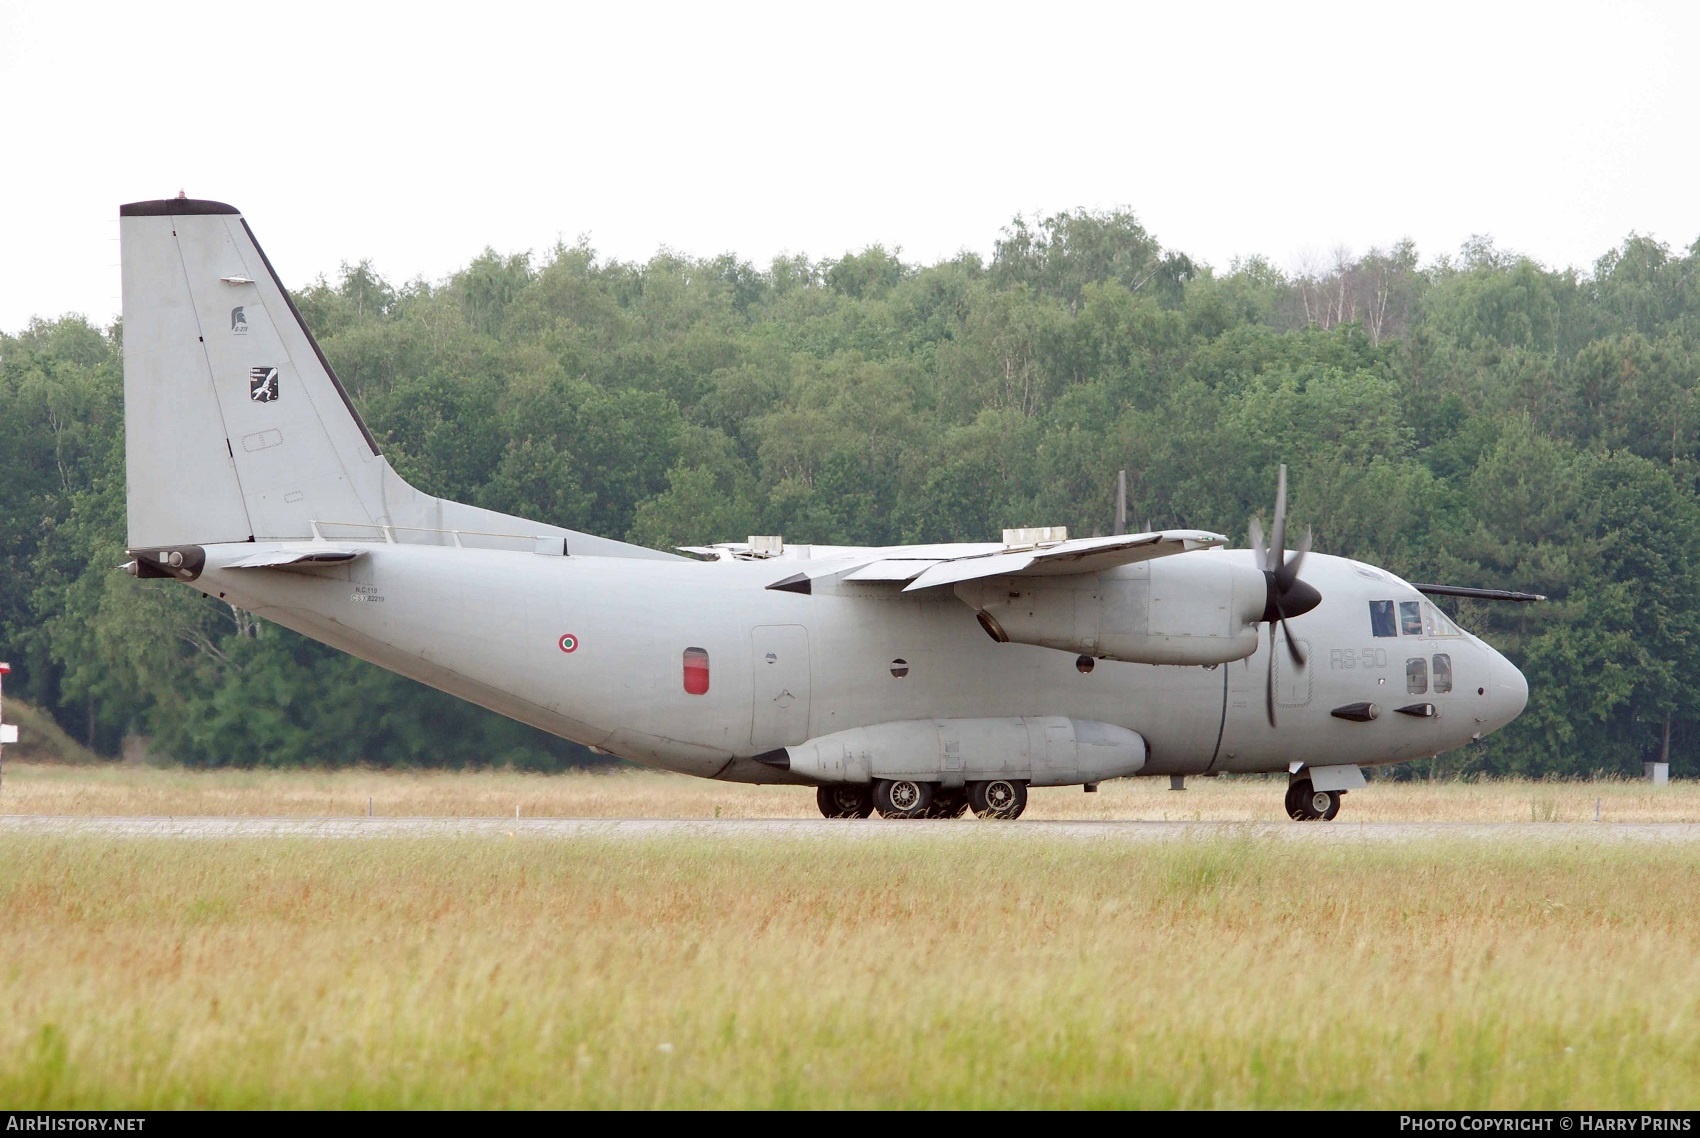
[1424,604,1463,638]
[1369,600,1397,637]
[1433,653,1453,694]
[1399,601,1423,636]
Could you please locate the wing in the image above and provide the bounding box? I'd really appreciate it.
[899,529,1225,591]
[765,530,1225,594]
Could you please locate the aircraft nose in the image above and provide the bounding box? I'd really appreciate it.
[1484,648,1528,731]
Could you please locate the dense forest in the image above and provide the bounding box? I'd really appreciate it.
[4,209,1699,777]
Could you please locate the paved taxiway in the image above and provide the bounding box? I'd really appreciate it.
[4,815,1700,843]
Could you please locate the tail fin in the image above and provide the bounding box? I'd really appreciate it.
[119,198,675,560]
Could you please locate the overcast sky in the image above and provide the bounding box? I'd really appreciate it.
[2,0,1696,334]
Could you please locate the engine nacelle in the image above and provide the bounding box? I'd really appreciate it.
[784,716,1147,787]
[954,554,1267,665]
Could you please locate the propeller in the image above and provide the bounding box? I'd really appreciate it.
[1249,465,1322,728]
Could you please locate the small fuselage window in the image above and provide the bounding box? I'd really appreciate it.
[1369,600,1397,638]
[1433,653,1453,694]
[1407,656,1428,695]
[683,647,710,695]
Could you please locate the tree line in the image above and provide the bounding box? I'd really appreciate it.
[3,209,1699,776]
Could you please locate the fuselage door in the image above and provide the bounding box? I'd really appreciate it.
[751,624,812,748]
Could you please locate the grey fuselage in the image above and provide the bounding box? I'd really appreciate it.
[184,539,1529,783]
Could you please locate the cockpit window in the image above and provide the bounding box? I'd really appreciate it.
[1433,653,1453,693]
[1369,600,1396,638]
[1399,601,1423,636]
[1422,603,1463,638]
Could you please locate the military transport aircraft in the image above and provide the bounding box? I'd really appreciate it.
[117,198,1535,821]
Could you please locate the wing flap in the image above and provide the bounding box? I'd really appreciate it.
[842,559,947,583]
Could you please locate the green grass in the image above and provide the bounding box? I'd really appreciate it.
[2,832,1698,1108]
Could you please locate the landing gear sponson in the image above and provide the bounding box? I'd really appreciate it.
[773,716,1143,822]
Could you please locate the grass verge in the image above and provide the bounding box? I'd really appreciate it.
[1,832,1696,1108]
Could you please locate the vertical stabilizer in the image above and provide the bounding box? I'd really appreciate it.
[119,198,679,561]
[122,199,382,547]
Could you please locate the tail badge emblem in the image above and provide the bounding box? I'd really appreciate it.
[249,366,279,403]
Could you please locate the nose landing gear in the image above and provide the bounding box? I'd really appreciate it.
[1284,777,1341,821]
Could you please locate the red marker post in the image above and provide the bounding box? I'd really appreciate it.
[0,662,11,792]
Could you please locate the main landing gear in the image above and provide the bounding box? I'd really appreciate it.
[815,784,874,819]
[813,779,1027,820]
[1284,778,1341,821]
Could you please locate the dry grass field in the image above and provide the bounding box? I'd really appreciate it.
[2,765,1698,1109]
[3,833,1699,1109]
[4,760,1700,822]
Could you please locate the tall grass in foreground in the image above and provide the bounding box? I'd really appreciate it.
[6,763,1700,822]
[2,833,1698,1108]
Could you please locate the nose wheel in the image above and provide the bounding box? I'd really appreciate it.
[1284,778,1341,821]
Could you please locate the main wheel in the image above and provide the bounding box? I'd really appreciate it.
[967,779,1027,820]
[816,784,874,819]
[873,778,934,819]
[1284,779,1341,821]
[927,789,969,819]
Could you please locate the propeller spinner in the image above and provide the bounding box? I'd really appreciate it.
[1249,465,1321,727]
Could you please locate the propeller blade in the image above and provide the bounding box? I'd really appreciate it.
[1267,464,1289,573]
[1265,625,1277,729]
[1275,525,1312,590]
[1249,516,1267,570]
[1280,617,1307,667]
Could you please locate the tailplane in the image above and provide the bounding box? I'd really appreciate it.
[119,197,674,560]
